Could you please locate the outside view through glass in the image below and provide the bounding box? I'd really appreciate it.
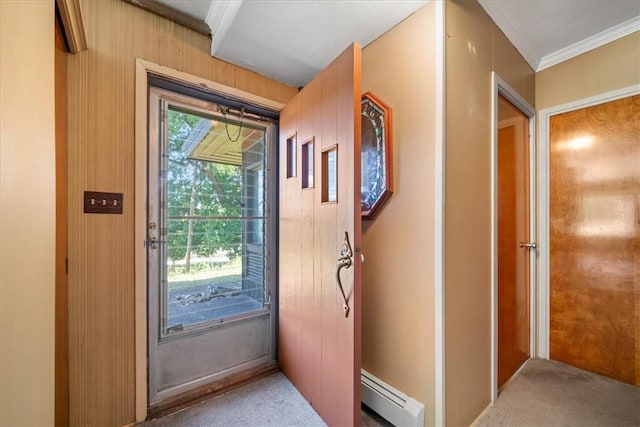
[163,108,265,332]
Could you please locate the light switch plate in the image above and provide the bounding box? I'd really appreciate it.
[84,191,123,214]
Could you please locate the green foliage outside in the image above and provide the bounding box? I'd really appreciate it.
[166,109,242,271]
[168,258,241,290]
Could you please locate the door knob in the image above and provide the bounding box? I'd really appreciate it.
[519,242,537,249]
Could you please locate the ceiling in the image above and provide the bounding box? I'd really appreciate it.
[478,0,640,71]
[155,0,640,86]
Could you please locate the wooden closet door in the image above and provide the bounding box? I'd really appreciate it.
[549,94,639,386]
[497,100,531,388]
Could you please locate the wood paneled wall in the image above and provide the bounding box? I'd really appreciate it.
[66,1,296,424]
[444,0,535,425]
[360,5,437,425]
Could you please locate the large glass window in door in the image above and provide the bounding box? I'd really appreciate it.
[161,107,267,333]
[148,86,276,404]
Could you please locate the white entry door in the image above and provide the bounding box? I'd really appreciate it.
[147,85,277,405]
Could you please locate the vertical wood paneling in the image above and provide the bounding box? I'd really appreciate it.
[318,61,338,419]
[549,94,639,386]
[279,44,361,426]
[360,7,438,422]
[66,1,296,424]
[445,0,535,424]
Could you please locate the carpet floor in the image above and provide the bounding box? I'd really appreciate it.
[474,358,640,427]
[141,371,390,427]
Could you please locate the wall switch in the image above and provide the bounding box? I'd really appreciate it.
[84,191,123,214]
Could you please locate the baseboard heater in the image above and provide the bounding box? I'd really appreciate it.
[361,369,425,426]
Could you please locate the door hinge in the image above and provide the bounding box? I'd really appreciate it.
[65,257,68,274]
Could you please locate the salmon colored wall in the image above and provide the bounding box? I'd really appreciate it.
[361,4,437,426]
[536,32,640,109]
[0,1,56,425]
[444,0,534,425]
[66,1,296,424]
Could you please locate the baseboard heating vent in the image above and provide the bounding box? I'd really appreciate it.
[361,369,425,426]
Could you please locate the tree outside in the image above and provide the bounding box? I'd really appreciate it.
[166,109,242,283]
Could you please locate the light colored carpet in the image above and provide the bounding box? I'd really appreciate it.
[141,372,389,427]
[474,358,640,427]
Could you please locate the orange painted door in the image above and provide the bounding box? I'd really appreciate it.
[550,94,639,386]
[497,95,530,388]
[279,44,362,426]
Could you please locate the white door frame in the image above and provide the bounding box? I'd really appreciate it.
[134,58,284,422]
[490,73,537,402]
[535,84,640,360]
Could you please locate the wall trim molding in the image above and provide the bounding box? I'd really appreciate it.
[361,370,424,426]
[535,84,640,359]
[123,0,211,36]
[537,17,640,71]
[206,0,244,56]
[434,1,446,425]
[477,0,541,70]
[55,0,87,53]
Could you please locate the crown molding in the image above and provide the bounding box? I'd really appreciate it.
[478,0,541,71]
[206,0,244,56]
[537,16,640,71]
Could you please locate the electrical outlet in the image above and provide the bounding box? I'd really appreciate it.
[84,191,123,214]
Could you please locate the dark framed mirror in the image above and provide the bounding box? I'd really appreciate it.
[361,92,393,219]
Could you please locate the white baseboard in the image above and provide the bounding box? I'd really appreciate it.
[361,369,425,426]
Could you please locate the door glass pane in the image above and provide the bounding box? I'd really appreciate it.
[322,147,337,203]
[302,139,314,189]
[162,107,266,334]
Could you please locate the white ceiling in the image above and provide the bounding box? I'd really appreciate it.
[156,0,640,86]
[478,0,640,71]
[158,0,429,87]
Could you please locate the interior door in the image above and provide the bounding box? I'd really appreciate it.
[549,94,639,386]
[497,95,531,388]
[279,43,362,426]
[147,87,277,405]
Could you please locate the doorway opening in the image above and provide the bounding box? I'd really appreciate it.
[491,73,537,400]
[141,72,280,411]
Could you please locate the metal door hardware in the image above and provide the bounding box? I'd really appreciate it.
[336,231,353,317]
[519,242,537,249]
[145,236,165,250]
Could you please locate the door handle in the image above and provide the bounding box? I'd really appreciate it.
[145,236,166,250]
[519,242,537,249]
[336,231,353,317]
